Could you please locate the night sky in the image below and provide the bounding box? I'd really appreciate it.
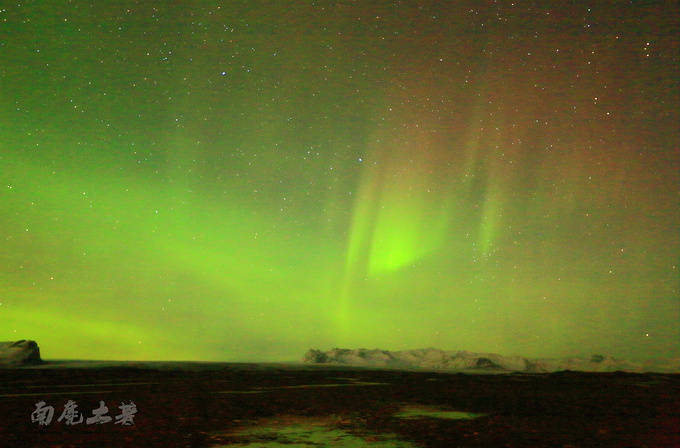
[1,1,678,362]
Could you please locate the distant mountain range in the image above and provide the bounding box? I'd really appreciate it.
[2,340,677,372]
[304,348,680,373]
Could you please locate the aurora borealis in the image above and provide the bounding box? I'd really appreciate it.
[1,1,678,362]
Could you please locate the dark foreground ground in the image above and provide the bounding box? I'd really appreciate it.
[0,362,678,447]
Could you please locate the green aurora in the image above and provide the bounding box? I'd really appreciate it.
[1,1,678,362]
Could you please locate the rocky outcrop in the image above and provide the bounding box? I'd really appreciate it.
[0,340,42,366]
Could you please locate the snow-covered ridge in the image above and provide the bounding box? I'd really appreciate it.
[303,348,680,373]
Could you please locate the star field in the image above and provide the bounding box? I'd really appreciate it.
[0,1,678,362]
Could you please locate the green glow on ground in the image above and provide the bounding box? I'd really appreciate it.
[212,416,416,448]
[394,405,486,421]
